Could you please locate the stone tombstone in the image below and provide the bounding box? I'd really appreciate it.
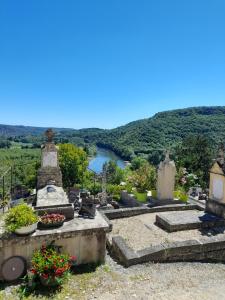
[206,145,225,217]
[157,151,176,200]
[37,129,62,189]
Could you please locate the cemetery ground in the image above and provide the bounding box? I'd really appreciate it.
[1,254,225,300]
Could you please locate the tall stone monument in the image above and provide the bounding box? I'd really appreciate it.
[157,151,176,200]
[37,129,62,190]
[35,129,74,219]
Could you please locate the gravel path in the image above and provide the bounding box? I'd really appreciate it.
[1,254,225,300]
[91,255,225,300]
[108,212,225,251]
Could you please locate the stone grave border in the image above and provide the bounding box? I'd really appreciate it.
[101,204,225,267]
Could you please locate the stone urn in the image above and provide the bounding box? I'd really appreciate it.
[15,223,37,236]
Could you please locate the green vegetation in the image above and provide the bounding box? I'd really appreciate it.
[103,161,125,185]
[1,106,224,194]
[58,144,89,188]
[1,107,225,161]
[4,204,38,233]
[133,192,147,203]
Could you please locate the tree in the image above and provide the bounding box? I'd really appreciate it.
[175,135,214,188]
[130,156,146,170]
[58,144,88,188]
[103,160,124,185]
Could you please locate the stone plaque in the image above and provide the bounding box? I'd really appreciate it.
[42,151,58,167]
[212,178,223,201]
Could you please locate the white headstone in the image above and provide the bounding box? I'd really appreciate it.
[157,152,176,200]
[212,178,224,201]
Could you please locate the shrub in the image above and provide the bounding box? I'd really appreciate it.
[5,204,38,233]
[31,244,76,286]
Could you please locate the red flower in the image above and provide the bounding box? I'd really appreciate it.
[71,256,77,261]
[42,273,49,279]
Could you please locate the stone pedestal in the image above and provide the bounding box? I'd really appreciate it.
[157,153,176,201]
[37,142,62,190]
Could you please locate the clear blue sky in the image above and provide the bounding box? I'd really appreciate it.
[0,0,224,129]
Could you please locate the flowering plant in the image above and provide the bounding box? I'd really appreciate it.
[177,168,198,192]
[31,244,76,286]
[40,213,65,225]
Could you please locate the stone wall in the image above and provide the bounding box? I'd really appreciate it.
[0,211,110,281]
[111,235,225,267]
[103,203,203,220]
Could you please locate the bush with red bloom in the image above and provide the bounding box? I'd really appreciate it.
[30,243,76,286]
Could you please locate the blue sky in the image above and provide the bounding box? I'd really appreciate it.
[0,0,224,129]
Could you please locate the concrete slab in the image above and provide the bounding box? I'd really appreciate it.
[156,210,225,232]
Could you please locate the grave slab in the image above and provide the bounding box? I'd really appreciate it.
[156,210,225,232]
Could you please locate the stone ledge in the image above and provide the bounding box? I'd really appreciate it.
[155,210,225,232]
[0,211,110,248]
[103,204,202,220]
[108,234,225,267]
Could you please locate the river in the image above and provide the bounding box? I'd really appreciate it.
[88,147,126,174]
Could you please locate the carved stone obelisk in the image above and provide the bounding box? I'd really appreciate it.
[37,129,62,190]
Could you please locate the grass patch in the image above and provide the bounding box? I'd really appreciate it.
[134,192,147,203]
[0,263,117,300]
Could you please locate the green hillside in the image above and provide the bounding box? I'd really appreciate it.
[80,106,225,159]
[1,106,225,159]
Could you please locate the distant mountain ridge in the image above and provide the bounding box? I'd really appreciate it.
[1,106,225,159]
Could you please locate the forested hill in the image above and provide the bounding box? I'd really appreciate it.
[1,106,225,159]
[0,124,73,136]
[81,106,225,158]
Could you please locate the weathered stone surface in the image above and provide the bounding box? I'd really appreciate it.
[206,198,225,218]
[37,142,62,189]
[103,203,201,220]
[112,236,138,267]
[37,167,62,189]
[109,233,225,266]
[156,210,225,232]
[35,184,74,219]
[0,211,110,280]
[36,185,69,207]
[157,153,176,200]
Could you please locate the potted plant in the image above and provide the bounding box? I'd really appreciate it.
[39,213,65,229]
[5,203,38,235]
[30,244,76,287]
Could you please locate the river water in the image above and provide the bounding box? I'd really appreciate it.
[88,147,126,174]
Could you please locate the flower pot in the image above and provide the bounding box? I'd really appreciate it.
[14,223,37,236]
[40,275,60,287]
[39,220,64,229]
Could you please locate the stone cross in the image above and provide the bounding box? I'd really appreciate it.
[45,128,55,143]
